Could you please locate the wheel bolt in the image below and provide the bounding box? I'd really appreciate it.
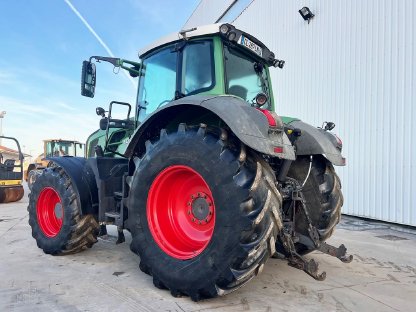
[192,218,195,222]
[188,210,191,215]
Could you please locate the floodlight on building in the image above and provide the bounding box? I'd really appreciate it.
[299,7,314,24]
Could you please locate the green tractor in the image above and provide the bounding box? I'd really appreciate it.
[28,24,351,300]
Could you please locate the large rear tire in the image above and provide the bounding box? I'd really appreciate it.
[28,166,99,255]
[128,125,283,301]
[284,155,343,254]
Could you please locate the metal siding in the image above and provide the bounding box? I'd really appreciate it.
[183,0,236,28]
[217,0,254,23]
[186,0,416,226]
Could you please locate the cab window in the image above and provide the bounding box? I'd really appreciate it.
[224,45,270,107]
[137,39,215,122]
[182,40,215,95]
[137,47,177,122]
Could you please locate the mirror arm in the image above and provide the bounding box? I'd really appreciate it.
[119,59,142,77]
[121,59,141,67]
[89,57,142,76]
[89,56,121,67]
[119,64,142,77]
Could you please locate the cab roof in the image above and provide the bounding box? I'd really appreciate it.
[138,23,281,68]
[139,24,221,57]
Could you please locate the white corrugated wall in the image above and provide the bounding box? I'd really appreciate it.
[183,0,236,28]
[186,0,416,226]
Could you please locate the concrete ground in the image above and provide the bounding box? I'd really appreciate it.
[1,183,415,312]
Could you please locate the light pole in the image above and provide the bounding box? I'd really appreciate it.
[0,111,6,146]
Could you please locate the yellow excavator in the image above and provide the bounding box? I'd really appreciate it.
[0,136,24,203]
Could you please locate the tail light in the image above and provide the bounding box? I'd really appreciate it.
[256,108,283,129]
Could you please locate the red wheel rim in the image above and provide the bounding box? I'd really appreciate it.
[36,187,63,237]
[147,165,216,260]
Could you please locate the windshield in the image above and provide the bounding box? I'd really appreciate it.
[224,45,271,108]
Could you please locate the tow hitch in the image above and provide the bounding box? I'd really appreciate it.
[277,178,353,280]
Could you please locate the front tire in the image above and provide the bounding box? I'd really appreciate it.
[128,125,283,301]
[28,166,99,255]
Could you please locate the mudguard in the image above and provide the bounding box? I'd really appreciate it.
[288,120,346,166]
[125,95,295,160]
[46,157,99,215]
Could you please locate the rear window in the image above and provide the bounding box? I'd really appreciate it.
[182,40,215,96]
[224,45,270,108]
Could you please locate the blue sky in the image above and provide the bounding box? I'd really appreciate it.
[0,0,198,157]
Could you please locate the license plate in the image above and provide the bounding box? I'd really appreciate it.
[238,35,263,57]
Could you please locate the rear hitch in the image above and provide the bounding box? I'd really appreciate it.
[288,255,326,281]
[280,231,353,281]
[318,242,353,263]
[279,230,327,280]
[278,178,353,281]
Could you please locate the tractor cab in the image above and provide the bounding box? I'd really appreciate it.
[81,23,284,124]
[81,24,286,158]
[136,24,284,123]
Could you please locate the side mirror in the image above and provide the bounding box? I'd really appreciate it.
[81,61,96,98]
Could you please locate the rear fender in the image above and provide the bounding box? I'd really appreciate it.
[289,120,346,166]
[46,157,99,215]
[125,95,295,160]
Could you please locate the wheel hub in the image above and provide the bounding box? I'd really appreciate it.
[54,203,63,219]
[188,192,213,224]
